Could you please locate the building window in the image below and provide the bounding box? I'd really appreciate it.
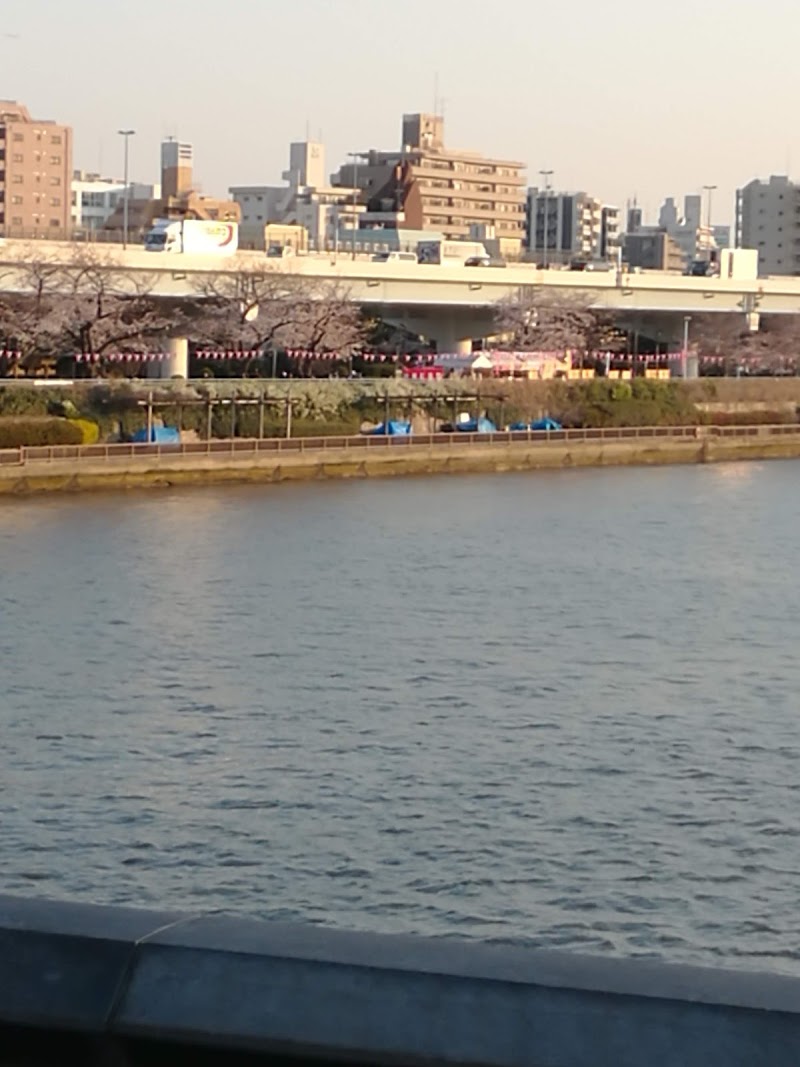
[11,195,22,204]
[50,197,60,207]
[49,177,61,187]
[12,174,22,184]
[50,155,61,165]
[12,133,23,142]
[12,153,22,163]
[51,135,61,145]
[11,216,22,225]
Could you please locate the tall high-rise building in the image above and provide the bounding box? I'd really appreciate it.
[0,100,73,237]
[736,175,799,276]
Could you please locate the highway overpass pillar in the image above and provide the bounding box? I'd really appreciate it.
[154,337,189,379]
[431,328,473,357]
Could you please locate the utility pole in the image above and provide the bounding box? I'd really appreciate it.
[347,152,361,260]
[118,129,135,250]
[539,169,554,268]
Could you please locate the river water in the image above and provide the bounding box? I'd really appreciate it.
[2,462,800,974]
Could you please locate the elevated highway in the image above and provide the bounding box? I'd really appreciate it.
[0,238,794,353]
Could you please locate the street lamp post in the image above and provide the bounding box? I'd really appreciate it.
[539,169,553,269]
[118,129,135,250]
[682,315,691,378]
[702,184,717,264]
[702,184,717,232]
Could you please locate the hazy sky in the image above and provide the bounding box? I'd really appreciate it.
[3,0,798,226]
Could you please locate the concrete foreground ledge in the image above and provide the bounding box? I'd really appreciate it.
[1,893,799,1065]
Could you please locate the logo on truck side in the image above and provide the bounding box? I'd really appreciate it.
[207,224,236,246]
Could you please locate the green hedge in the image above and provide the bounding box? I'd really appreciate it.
[0,418,84,448]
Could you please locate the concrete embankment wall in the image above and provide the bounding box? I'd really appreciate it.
[2,893,800,1067]
[1,433,800,495]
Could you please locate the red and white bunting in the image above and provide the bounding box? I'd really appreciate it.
[0,349,22,360]
[75,351,171,363]
[195,349,261,360]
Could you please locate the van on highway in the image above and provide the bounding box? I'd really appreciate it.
[371,251,418,263]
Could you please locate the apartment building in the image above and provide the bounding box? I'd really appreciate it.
[230,141,362,249]
[525,189,620,264]
[623,230,685,272]
[71,171,160,232]
[0,100,73,238]
[102,139,239,238]
[331,113,526,255]
[735,175,800,276]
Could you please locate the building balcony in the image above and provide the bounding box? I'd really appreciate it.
[410,159,526,186]
[416,183,525,206]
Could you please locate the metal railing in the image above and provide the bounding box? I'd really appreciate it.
[1,423,799,468]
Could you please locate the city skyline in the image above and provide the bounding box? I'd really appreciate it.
[3,0,800,227]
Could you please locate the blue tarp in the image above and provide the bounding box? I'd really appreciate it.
[456,417,497,433]
[510,417,562,432]
[369,421,412,436]
[132,426,181,444]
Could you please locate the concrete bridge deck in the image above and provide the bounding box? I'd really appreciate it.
[0,238,793,315]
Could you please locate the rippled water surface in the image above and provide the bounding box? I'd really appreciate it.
[2,462,800,973]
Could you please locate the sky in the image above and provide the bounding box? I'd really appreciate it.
[3,0,799,227]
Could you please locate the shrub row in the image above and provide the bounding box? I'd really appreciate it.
[0,418,84,448]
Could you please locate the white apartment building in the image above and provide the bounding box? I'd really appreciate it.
[736,175,800,276]
[230,141,362,249]
[526,189,619,264]
[71,171,159,232]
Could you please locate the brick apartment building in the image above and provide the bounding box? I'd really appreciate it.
[332,113,527,256]
[0,100,73,238]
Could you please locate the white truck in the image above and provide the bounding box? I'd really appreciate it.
[417,239,490,266]
[144,219,239,255]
